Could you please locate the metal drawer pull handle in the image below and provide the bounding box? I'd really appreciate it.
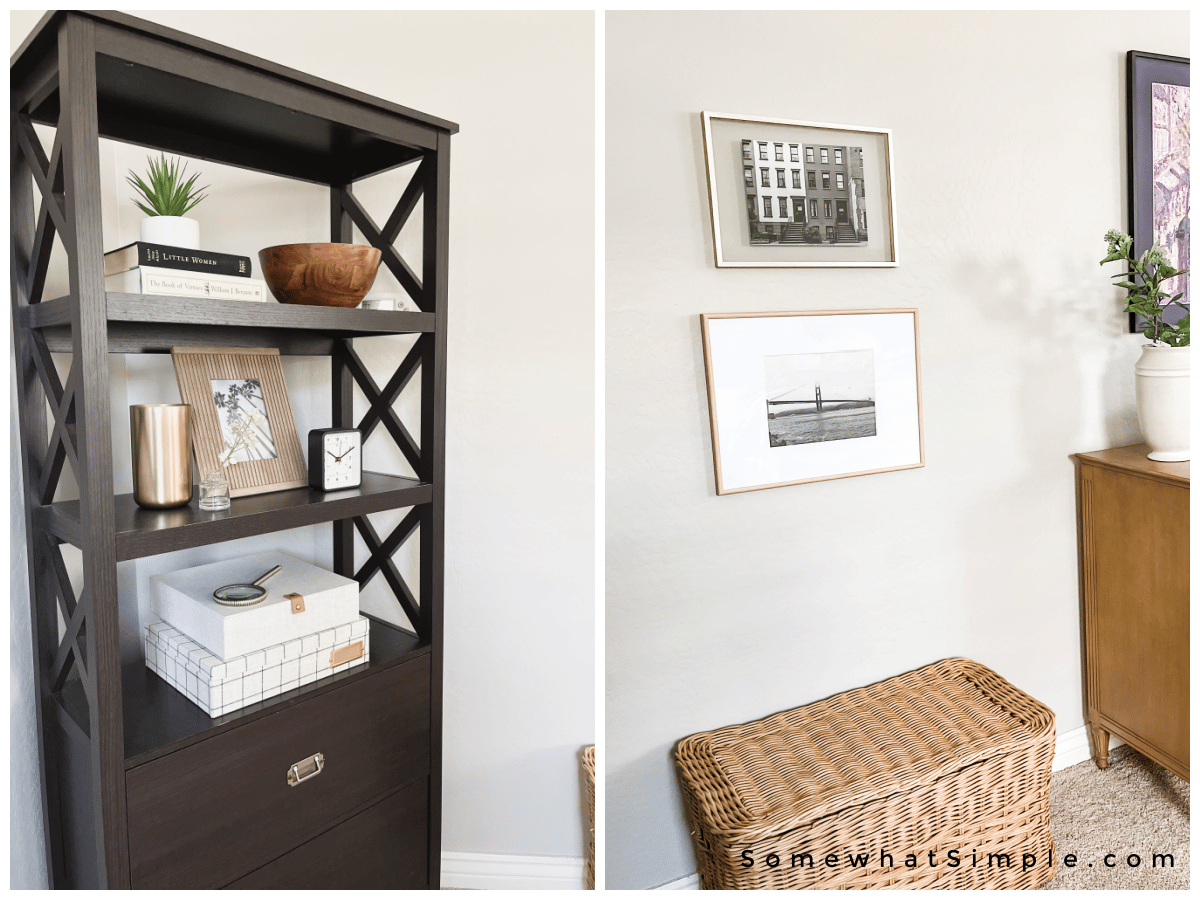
[287,752,324,787]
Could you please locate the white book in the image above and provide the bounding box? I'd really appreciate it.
[106,265,267,302]
[151,551,361,660]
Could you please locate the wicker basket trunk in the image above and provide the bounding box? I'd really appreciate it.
[583,745,596,889]
[675,658,1056,890]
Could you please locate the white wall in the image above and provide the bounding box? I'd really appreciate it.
[10,10,594,887]
[605,10,1187,890]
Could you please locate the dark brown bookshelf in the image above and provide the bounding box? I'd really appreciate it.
[12,10,452,890]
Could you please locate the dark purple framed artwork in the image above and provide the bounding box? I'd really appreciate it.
[1127,51,1190,334]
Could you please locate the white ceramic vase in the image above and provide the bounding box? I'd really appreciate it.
[140,215,199,249]
[1134,344,1190,461]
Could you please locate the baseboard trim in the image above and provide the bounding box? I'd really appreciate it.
[652,726,1115,890]
[654,873,700,890]
[441,850,585,890]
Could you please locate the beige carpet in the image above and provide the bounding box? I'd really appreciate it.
[1040,745,1189,890]
[453,745,1187,891]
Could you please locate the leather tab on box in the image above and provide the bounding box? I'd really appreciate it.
[330,641,364,667]
[285,592,305,614]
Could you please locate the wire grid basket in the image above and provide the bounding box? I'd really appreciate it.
[675,657,1056,890]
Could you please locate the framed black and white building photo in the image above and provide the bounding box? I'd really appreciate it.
[171,347,309,497]
[701,310,923,494]
[701,112,898,267]
[1127,51,1190,333]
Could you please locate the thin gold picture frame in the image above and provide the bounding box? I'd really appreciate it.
[701,309,925,494]
[701,111,899,268]
[171,346,308,498]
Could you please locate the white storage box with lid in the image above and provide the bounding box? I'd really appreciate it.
[145,616,370,717]
[150,550,360,660]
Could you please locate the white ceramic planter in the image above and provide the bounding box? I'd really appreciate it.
[1134,344,1190,461]
[140,215,199,249]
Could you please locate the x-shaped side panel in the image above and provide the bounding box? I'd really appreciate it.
[381,157,429,245]
[336,158,429,311]
[342,342,422,474]
[30,334,79,506]
[45,538,92,705]
[13,113,70,267]
[353,509,422,633]
[49,601,88,694]
[45,531,78,622]
[357,334,425,441]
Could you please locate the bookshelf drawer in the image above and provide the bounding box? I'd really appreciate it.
[225,778,429,888]
[126,654,430,889]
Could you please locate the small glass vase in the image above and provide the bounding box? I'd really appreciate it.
[199,470,231,511]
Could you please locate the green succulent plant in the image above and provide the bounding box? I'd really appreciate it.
[126,153,208,218]
[1101,229,1190,347]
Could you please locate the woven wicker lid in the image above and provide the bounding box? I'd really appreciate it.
[676,657,1055,838]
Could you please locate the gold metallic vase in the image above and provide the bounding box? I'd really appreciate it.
[130,404,193,508]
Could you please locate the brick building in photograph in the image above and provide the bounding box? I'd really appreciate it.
[848,147,868,240]
[801,143,863,244]
[742,138,869,245]
[742,139,807,243]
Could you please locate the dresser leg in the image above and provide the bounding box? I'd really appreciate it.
[1090,724,1110,769]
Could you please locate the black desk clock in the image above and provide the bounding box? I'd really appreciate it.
[308,428,362,491]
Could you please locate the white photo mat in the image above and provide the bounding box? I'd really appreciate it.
[702,310,924,494]
[701,111,898,267]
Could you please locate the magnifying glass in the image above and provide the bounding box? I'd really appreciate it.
[212,565,282,607]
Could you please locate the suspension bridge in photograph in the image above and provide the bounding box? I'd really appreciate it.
[765,381,876,446]
[766,382,875,416]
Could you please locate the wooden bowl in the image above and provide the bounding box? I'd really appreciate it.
[258,243,383,308]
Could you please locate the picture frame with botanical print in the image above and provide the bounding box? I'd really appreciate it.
[1126,51,1190,334]
[701,310,924,494]
[701,111,898,268]
[171,347,308,498]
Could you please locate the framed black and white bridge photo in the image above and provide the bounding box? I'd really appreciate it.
[701,309,924,494]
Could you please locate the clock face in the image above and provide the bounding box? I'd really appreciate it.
[322,431,361,489]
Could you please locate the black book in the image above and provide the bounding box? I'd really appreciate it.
[103,241,252,278]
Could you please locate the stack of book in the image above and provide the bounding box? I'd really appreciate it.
[104,240,268,302]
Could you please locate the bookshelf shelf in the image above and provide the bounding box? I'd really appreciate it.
[21,293,435,355]
[39,471,432,561]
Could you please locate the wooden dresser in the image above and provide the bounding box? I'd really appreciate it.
[1075,444,1189,781]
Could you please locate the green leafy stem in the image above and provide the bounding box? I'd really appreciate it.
[126,153,208,218]
[1101,229,1190,347]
